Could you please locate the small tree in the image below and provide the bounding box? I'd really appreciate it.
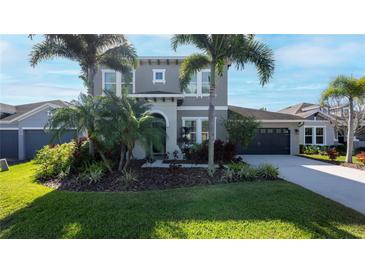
[224,111,260,149]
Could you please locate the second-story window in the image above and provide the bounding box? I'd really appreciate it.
[201,70,210,94]
[153,69,166,84]
[122,71,134,94]
[184,73,197,94]
[103,71,117,95]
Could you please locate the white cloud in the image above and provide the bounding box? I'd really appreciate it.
[276,41,365,67]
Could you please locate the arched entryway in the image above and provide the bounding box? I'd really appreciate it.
[151,112,167,157]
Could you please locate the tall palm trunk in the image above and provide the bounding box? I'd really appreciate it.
[118,144,127,171]
[87,66,96,96]
[208,62,216,172]
[346,97,354,163]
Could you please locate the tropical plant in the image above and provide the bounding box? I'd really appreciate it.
[46,94,112,171]
[30,35,137,95]
[224,111,260,149]
[99,92,166,171]
[256,164,279,180]
[171,34,274,172]
[321,75,365,163]
[79,162,106,184]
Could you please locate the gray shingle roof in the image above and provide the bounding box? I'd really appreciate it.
[229,105,303,120]
[0,100,69,121]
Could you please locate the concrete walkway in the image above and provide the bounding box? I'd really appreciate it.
[243,155,365,215]
[142,159,210,168]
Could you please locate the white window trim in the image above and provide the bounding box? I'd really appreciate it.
[304,126,326,145]
[182,117,216,144]
[102,69,135,96]
[183,69,210,98]
[152,69,166,84]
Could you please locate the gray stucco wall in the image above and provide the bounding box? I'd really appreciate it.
[93,61,228,107]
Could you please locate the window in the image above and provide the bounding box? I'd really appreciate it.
[103,71,116,94]
[153,69,166,84]
[201,120,209,142]
[184,120,197,144]
[316,128,324,144]
[201,70,210,94]
[121,71,134,94]
[183,70,210,96]
[183,118,215,144]
[305,128,313,144]
[184,73,197,94]
[304,127,325,145]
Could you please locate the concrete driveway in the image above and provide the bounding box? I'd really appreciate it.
[243,155,365,215]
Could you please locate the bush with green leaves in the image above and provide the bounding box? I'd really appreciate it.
[224,111,260,149]
[79,162,106,184]
[34,142,75,181]
[255,164,279,180]
[114,169,139,186]
[223,162,278,182]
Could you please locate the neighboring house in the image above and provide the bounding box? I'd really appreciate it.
[278,103,336,147]
[92,56,229,159]
[279,102,365,148]
[0,100,75,161]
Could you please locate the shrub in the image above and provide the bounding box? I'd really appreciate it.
[34,142,75,181]
[356,151,365,164]
[223,162,278,182]
[79,162,106,184]
[72,137,91,170]
[354,147,365,154]
[327,147,339,161]
[256,164,279,180]
[335,144,346,155]
[183,139,235,163]
[115,169,138,186]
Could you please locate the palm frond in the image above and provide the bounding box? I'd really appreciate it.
[171,34,211,53]
[29,37,79,67]
[231,35,274,85]
[179,54,211,91]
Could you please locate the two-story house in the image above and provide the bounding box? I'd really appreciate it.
[92,56,228,159]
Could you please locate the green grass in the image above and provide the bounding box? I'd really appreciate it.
[1,162,365,239]
[300,154,363,165]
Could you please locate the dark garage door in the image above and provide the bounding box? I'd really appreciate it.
[239,128,290,155]
[0,130,19,159]
[24,130,76,160]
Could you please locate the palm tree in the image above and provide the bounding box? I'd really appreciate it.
[321,75,365,163]
[171,35,274,171]
[30,35,137,95]
[46,93,112,171]
[100,92,165,171]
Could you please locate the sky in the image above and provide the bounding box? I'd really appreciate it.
[0,34,364,111]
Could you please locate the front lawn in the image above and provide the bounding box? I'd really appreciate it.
[1,162,365,239]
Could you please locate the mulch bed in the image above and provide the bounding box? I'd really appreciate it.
[44,161,226,192]
[298,155,365,171]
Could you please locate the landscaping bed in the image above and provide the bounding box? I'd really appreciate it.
[298,154,365,171]
[44,161,226,192]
